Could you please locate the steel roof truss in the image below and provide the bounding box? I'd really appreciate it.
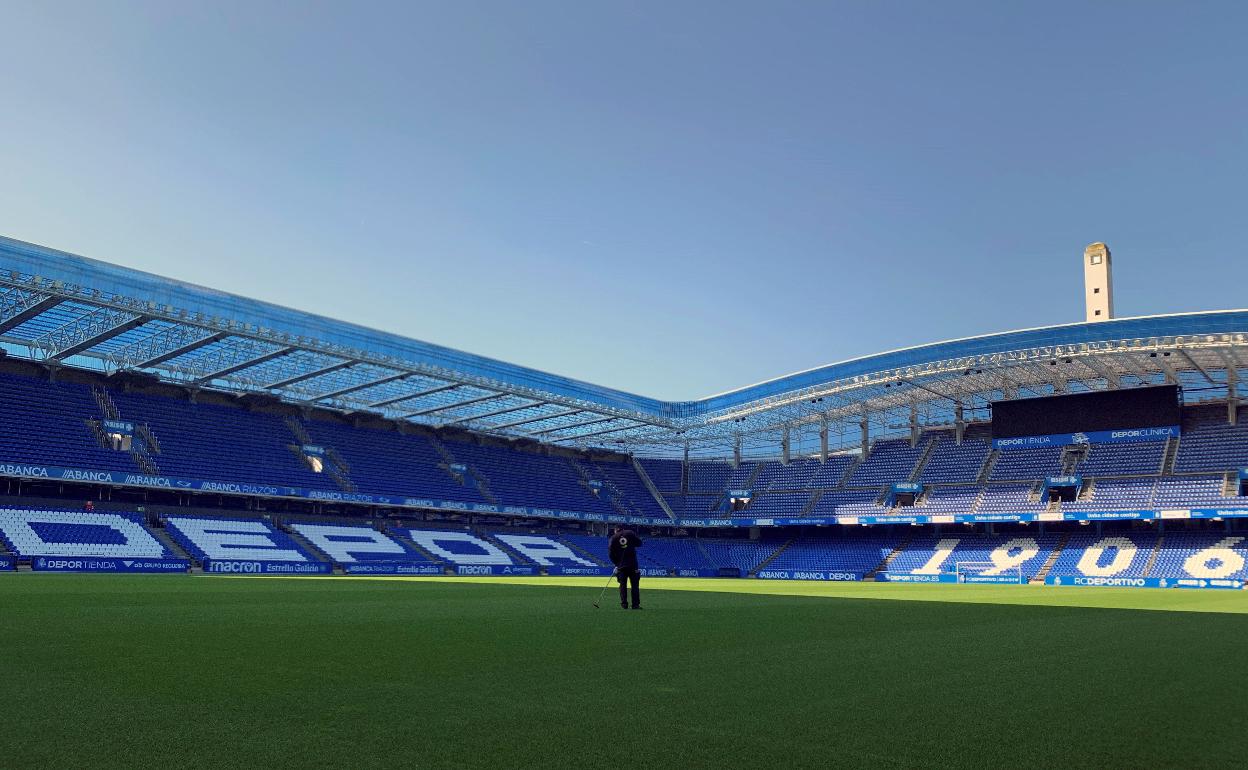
[490,409,582,430]
[265,360,354,390]
[367,382,459,409]
[0,291,61,335]
[194,345,296,383]
[438,400,545,427]
[402,392,507,418]
[312,371,409,401]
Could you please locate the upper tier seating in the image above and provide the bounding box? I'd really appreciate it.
[1079,441,1166,477]
[848,439,931,487]
[1152,476,1248,509]
[743,493,811,518]
[435,441,617,515]
[637,458,683,492]
[989,447,1065,481]
[580,459,667,518]
[300,421,484,502]
[977,485,1047,513]
[1061,478,1156,512]
[918,486,983,514]
[687,461,733,493]
[1173,408,1248,473]
[918,436,990,484]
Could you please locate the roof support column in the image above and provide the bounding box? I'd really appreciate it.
[682,440,690,494]
[860,410,870,457]
[909,401,919,447]
[733,435,742,468]
[781,425,791,465]
[819,419,829,463]
[955,402,965,445]
[1229,366,1239,426]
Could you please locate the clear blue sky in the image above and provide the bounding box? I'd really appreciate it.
[1,1,1245,400]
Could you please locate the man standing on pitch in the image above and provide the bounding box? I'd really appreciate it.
[609,526,644,609]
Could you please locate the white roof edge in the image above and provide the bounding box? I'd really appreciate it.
[694,309,1248,403]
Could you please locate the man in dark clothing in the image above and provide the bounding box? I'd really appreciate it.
[608,526,644,609]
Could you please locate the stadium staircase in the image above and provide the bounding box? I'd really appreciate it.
[976,450,1000,484]
[965,486,988,515]
[749,538,794,576]
[85,418,111,449]
[570,459,629,516]
[1077,478,1096,501]
[386,528,446,565]
[1060,445,1086,475]
[838,456,862,487]
[631,458,676,520]
[426,435,496,502]
[866,537,913,578]
[1223,472,1238,497]
[907,438,940,482]
[92,386,120,421]
[466,467,497,504]
[1161,436,1180,475]
[284,418,356,493]
[1027,481,1045,504]
[798,490,823,517]
[1030,532,1070,584]
[277,521,337,569]
[90,386,163,475]
[477,531,535,565]
[148,519,200,567]
[1142,535,1164,576]
[694,539,714,565]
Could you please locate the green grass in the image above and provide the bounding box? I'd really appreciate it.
[1,576,1246,769]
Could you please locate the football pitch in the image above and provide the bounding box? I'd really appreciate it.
[2,576,1246,769]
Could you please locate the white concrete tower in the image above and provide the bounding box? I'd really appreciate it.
[1083,242,1114,322]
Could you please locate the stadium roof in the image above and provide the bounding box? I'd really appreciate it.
[2,235,1246,458]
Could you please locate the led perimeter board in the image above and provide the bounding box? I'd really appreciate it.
[991,385,1181,447]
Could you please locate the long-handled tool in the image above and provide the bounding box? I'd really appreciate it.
[592,568,617,609]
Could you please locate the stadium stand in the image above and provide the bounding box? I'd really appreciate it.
[762,536,899,575]
[1173,407,1248,473]
[637,458,683,492]
[847,438,931,486]
[1146,533,1248,579]
[0,508,170,558]
[1046,533,1157,579]
[1079,441,1166,477]
[988,447,1066,481]
[287,522,434,563]
[164,515,323,563]
[886,534,1061,579]
[688,461,733,493]
[918,435,991,484]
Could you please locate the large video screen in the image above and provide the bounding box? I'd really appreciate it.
[991,385,1181,439]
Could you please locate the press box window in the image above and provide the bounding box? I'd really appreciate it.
[106,431,132,451]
